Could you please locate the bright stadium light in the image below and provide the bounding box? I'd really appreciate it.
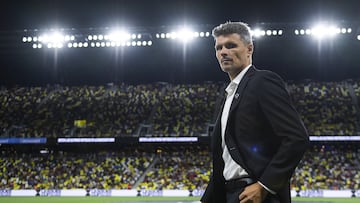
[252,29,265,38]
[148,40,152,46]
[108,30,131,42]
[176,28,195,42]
[357,35,360,40]
[310,24,339,39]
[22,37,27,42]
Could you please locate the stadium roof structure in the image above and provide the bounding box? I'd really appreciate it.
[1,0,360,85]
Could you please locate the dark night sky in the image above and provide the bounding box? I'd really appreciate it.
[1,0,360,85]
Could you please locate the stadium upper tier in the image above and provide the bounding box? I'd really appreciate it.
[1,80,360,138]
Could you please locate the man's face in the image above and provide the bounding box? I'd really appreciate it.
[215,33,253,79]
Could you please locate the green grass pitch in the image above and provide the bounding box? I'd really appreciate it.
[0,197,359,203]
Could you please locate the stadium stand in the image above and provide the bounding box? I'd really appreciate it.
[1,80,360,138]
[0,144,359,191]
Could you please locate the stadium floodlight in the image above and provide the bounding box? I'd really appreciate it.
[156,33,160,38]
[131,41,136,46]
[347,28,352,33]
[205,32,210,37]
[106,42,111,47]
[84,42,88,47]
[252,29,265,38]
[32,44,37,49]
[199,32,205,37]
[78,42,83,48]
[93,35,98,40]
[22,37,27,42]
[37,44,42,49]
[294,30,299,35]
[98,34,104,40]
[95,42,100,47]
[68,43,73,48]
[305,29,311,35]
[160,33,165,38]
[300,29,305,35]
[175,28,195,42]
[90,42,95,47]
[100,42,105,47]
[64,35,70,41]
[33,37,38,42]
[73,42,78,48]
[357,35,360,40]
[165,33,171,38]
[27,36,33,42]
[136,41,141,46]
[266,30,272,36]
[310,24,339,39]
[88,35,93,40]
[108,30,131,42]
[148,40,152,46]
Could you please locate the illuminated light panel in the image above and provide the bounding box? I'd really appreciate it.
[252,29,265,37]
[108,31,131,42]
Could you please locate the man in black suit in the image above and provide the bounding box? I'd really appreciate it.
[201,22,309,203]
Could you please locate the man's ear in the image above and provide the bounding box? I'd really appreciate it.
[247,43,254,55]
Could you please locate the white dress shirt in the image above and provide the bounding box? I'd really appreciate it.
[221,65,251,180]
[220,64,276,194]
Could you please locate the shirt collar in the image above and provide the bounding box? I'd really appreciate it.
[225,64,252,94]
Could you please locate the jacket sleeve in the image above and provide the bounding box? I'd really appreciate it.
[255,71,310,193]
[200,174,214,203]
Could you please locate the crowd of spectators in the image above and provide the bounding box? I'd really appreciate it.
[151,83,223,136]
[1,80,360,137]
[291,144,360,190]
[1,145,359,191]
[0,148,153,190]
[1,84,160,137]
[287,80,357,136]
[139,146,211,190]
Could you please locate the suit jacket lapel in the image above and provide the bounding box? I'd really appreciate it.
[228,66,256,115]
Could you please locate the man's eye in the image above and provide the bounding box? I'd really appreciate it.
[226,44,236,49]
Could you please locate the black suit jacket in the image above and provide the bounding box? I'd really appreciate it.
[201,66,309,203]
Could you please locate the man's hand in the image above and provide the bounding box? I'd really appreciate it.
[239,182,268,203]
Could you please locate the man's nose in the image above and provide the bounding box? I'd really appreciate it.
[219,48,229,56]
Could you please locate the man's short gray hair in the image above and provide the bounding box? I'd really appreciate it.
[212,21,253,44]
